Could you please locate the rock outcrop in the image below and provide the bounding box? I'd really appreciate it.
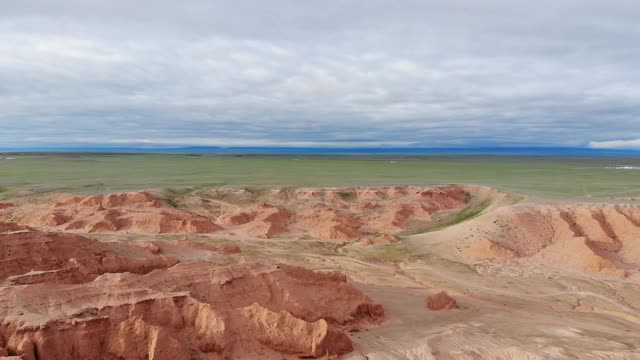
[0,222,178,284]
[427,291,458,310]
[362,233,400,246]
[224,185,471,241]
[0,203,14,210]
[223,202,292,238]
[464,204,640,277]
[4,192,222,234]
[1,186,472,241]
[0,225,383,359]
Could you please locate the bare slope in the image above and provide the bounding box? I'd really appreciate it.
[457,204,640,277]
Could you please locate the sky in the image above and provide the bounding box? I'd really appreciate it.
[1,0,639,150]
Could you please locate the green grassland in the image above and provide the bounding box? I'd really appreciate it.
[398,199,493,236]
[1,154,639,201]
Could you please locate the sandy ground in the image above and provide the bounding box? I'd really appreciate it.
[1,185,640,359]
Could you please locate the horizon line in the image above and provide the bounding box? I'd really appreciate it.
[2,146,640,157]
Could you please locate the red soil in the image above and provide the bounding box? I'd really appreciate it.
[0,222,178,284]
[0,225,383,359]
[0,203,14,210]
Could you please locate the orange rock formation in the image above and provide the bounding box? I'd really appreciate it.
[362,233,400,246]
[464,204,640,277]
[4,192,221,234]
[1,186,470,242]
[426,291,458,310]
[0,224,383,359]
[0,203,14,210]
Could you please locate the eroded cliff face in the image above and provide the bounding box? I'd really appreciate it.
[2,185,471,241]
[0,223,383,359]
[0,222,178,284]
[209,185,470,241]
[3,192,222,234]
[464,204,640,277]
[0,185,472,359]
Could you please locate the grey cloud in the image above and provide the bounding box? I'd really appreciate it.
[1,1,639,148]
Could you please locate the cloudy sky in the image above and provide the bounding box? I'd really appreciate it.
[1,0,639,149]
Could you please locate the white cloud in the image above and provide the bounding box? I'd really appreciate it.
[0,1,639,148]
[589,139,640,150]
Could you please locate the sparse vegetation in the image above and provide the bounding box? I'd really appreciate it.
[408,253,477,274]
[427,200,491,232]
[438,200,490,227]
[243,186,268,201]
[164,187,195,208]
[342,242,413,262]
[400,200,492,236]
[248,240,337,257]
[337,191,356,202]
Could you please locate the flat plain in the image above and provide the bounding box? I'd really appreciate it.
[2,154,640,200]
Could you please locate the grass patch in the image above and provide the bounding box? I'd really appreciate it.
[341,242,413,262]
[79,183,106,192]
[505,192,526,204]
[0,186,10,201]
[247,240,337,256]
[201,186,268,205]
[243,187,269,201]
[337,191,356,202]
[407,253,476,273]
[427,200,490,232]
[164,187,195,208]
[400,200,491,236]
